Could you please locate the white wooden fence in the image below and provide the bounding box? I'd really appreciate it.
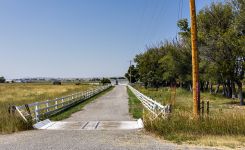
[128,85,171,117]
[15,84,111,122]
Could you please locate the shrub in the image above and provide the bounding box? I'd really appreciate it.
[101,78,111,85]
[0,76,5,83]
[53,80,61,85]
[75,82,81,85]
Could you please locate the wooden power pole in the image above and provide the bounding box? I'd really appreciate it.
[189,0,200,116]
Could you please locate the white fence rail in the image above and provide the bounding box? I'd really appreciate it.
[128,85,171,117]
[15,84,111,122]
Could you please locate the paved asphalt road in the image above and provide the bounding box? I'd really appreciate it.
[0,85,218,150]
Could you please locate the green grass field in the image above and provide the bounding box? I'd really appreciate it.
[132,85,245,148]
[0,83,97,134]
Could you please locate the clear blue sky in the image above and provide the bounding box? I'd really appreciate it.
[0,0,223,79]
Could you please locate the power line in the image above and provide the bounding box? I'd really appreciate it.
[143,0,168,45]
[180,0,183,19]
[176,0,184,40]
[150,1,168,40]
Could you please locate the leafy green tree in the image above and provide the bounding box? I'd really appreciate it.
[134,47,165,88]
[231,0,245,35]
[177,19,191,41]
[125,65,139,83]
[159,42,191,87]
[197,2,245,104]
[231,0,245,105]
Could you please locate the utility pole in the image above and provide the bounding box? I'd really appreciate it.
[130,60,132,84]
[189,0,200,116]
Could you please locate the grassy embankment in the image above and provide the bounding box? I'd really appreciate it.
[0,83,97,134]
[127,87,143,119]
[131,85,245,148]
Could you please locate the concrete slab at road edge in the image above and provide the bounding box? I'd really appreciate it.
[137,119,144,128]
[33,119,144,130]
[33,119,53,129]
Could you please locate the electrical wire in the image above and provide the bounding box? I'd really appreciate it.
[144,0,168,45]
[176,0,183,41]
[136,0,183,50]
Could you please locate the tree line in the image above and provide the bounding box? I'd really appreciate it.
[125,0,245,105]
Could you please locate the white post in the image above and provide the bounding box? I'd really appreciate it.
[55,99,58,110]
[46,100,49,112]
[35,102,39,122]
[66,97,68,103]
[62,98,64,107]
[15,106,28,122]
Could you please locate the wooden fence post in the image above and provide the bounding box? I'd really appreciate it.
[207,101,210,115]
[8,105,16,115]
[201,101,204,116]
[169,104,172,113]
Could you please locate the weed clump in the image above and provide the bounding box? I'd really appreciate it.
[144,111,245,142]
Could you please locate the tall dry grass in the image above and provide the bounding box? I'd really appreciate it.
[144,111,245,141]
[143,110,245,147]
[0,83,96,134]
[133,85,245,147]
